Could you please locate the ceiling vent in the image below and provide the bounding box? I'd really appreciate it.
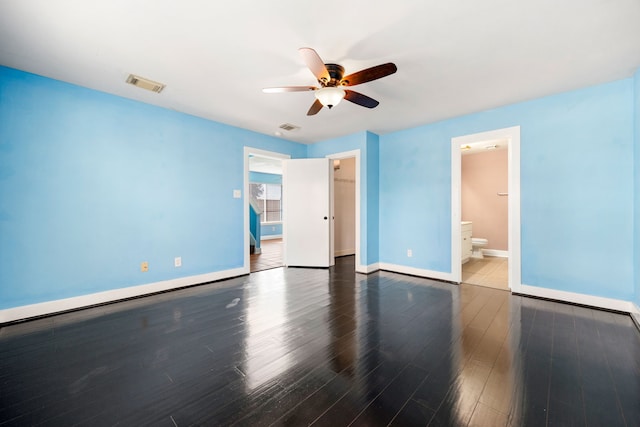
[279,123,300,132]
[126,74,166,93]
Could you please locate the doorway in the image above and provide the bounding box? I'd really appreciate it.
[451,127,521,293]
[244,149,361,272]
[332,157,356,258]
[460,140,509,290]
[243,147,290,273]
[327,150,361,270]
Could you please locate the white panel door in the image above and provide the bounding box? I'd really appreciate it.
[283,158,333,267]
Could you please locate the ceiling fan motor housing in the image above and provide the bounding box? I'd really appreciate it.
[323,64,345,86]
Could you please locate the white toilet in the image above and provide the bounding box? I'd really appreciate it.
[471,237,488,259]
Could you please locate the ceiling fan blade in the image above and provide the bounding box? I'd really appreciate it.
[307,99,323,116]
[344,90,379,108]
[341,63,397,86]
[299,47,330,83]
[263,86,317,93]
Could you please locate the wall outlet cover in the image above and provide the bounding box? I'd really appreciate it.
[141,261,149,272]
[174,257,182,267]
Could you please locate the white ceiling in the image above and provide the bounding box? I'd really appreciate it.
[1,1,639,144]
[249,156,282,175]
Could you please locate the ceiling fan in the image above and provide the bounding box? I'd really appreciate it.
[263,48,397,116]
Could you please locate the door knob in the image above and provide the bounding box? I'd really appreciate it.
[324,216,328,220]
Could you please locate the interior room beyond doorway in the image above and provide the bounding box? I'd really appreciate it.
[247,151,285,273]
[461,140,509,291]
[333,157,356,258]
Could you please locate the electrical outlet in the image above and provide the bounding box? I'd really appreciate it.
[407,249,413,258]
[233,189,241,198]
[174,257,182,267]
[141,261,149,272]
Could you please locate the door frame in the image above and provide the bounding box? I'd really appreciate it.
[326,150,361,271]
[243,147,290,273]
[451,126,521,292]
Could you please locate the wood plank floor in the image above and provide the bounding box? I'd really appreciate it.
[462,256,509,290]
[250,238,283,273]
[1,256,639,426]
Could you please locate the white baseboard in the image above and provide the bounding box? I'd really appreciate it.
[0,267,247,324]
[378,262,454,282]
[631,303,640,331]
[253,248,262,254]
[519,284,635,313]
[356,263,380,274]
[335,249,356,257]
[483,249,508,258]
[260,235,282,241]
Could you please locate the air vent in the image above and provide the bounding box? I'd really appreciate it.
[126,74,166,93]
[279,123,300,132]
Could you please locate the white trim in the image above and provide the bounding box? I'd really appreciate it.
[260,235,282,241]
[451,126,521,291]
[451,140,461,282]
[356,263,380,274]
[0,267,246,324]
[631,304,640,331]
[519,284,635,313]
[378,262,454,282]
[483,249,509,258]
[335,249,356,257]
[244,147,290,272]
[327,150,361,272]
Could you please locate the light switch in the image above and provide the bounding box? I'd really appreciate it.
[233,189,241,198]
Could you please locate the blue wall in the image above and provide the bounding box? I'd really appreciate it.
[2,64,639,311]
[634,69,640,308]
[380,79,635,301]
[0,66,305,309]
[261,223,282,237]
[366,132,380,264]
[249,204,261,248]
[307,131,379,267]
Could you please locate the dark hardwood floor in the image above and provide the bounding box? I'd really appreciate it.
[1,256,639,426]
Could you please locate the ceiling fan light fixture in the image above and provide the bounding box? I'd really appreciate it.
[315,86,345,109]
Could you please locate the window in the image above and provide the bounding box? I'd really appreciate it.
[249,183,282,223]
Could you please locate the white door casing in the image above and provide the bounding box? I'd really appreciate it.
[451,126,521,292]
[327,150,360,268]
[243,147,290,273]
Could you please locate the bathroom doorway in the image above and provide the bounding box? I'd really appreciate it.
[451,127,521,293]
[461,141,509,290]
